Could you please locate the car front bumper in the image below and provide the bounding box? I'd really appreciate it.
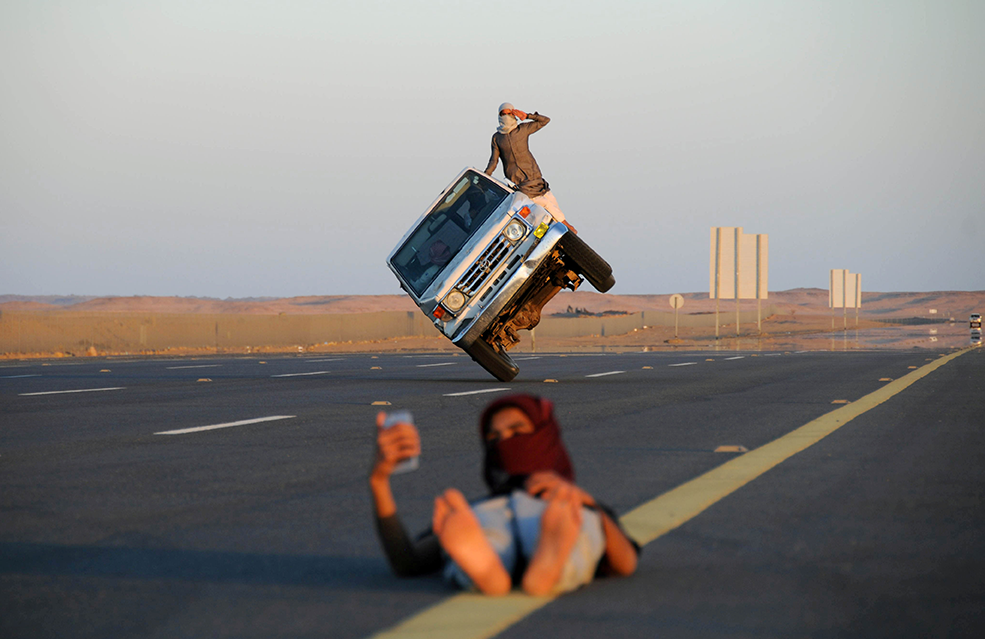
[450,223,569,350]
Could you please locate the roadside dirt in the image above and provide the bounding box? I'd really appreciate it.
[6,313,973,362]
[3,289,981,360]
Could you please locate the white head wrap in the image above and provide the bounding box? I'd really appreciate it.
[497,102,518,134]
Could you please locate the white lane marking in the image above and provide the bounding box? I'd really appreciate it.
[514,357,541,361]
[443,388,509,397]
[305,358,344,363]
[724,356,745,361]
[155,415,296,436]
[585,370,626,378]
[764,353,782,357]
[795,350,809,354]
[417,362,457,368]
[2,374,42,379]
[271,371,330,378]
[166,364,222,370]
[19,387,125,396]
[669,362,698,367]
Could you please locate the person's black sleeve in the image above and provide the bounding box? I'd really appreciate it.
[375,513,443,577]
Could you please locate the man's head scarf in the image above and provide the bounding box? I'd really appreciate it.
[497,101,518,134]
[479,394,574,494]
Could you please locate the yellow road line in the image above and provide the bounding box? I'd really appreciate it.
[370,594,552,639]
[369,348,971,639]
[622,347,967,544]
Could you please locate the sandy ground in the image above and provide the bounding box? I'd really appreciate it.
[2,290,982,359]
[7,314,971,361]
[3,288,984,319]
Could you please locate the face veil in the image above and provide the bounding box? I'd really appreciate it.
[497,101,518,134]
[479,394,574,495]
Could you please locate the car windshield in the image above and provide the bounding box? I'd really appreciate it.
[391,171,510,296]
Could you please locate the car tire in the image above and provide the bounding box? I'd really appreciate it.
[557,232,616,293]
[465,339,519,382]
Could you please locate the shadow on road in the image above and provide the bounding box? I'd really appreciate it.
[0,541,446,592]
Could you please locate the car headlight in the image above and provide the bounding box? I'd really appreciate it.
[503,219,526,242]
[444,289,467,312]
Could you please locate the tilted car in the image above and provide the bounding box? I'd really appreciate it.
[386,168,614,381]
[970,313,981,329]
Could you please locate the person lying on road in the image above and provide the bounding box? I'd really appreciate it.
[370,394,639,595]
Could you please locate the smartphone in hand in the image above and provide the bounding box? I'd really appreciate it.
[382,410,419,474]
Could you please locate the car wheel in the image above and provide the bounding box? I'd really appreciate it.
[465,339,519,382]
[557,232,616,293]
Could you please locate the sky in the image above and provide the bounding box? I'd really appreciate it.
[1,0,982,298]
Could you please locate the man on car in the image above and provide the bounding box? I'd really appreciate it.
[484,103,576,233]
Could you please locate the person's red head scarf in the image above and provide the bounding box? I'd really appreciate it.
[479,394,574,495]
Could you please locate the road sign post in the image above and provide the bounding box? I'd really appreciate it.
[830,269,862,330]
[669,294,684,338]
[710,227,768,339]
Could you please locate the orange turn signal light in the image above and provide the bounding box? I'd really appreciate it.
[433,307,446,320]
[518,206,530,218]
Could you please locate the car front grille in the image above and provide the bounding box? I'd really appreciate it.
[458,235,512,296]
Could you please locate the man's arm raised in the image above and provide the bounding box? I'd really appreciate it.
[370,414,442,576]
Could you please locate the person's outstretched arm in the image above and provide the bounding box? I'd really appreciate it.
[370,413,442,576]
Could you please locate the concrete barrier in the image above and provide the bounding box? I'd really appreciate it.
[0,311,440,354]
[0,305,777,355]
[534,306,777,337]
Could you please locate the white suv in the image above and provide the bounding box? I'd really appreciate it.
[387,168,614,380]
[970,313,982,329]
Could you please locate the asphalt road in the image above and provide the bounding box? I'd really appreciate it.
[1,347,983,638]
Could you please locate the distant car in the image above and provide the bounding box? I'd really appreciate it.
[971,329,982,345]
[971,313,982,329]
[387,167,614,381]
